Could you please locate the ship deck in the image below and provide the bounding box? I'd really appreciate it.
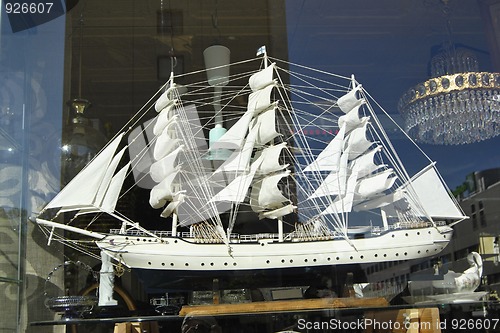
[108,221,447,244]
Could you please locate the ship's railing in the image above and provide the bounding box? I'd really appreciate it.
[109,220,447,241]
[238,233,278,242]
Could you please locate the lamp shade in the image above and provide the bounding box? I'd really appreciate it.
[203,45,230,86]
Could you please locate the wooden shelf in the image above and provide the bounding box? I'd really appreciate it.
[179,297,389,316]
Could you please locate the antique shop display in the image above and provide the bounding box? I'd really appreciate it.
[34,47,466,276]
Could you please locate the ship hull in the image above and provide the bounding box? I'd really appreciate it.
[96,225,453,271]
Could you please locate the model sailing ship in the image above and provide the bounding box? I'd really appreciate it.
[35,47,466,272]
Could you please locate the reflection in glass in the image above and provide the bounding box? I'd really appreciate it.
[61,98,107,185]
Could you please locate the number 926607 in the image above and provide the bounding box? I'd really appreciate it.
[5,2,54,14]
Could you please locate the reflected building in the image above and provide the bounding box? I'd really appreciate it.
[363,167,500,296]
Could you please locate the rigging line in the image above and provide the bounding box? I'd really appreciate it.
[282,68,344,102]
[285,83,346,94]
[174,155,224,225]
[273,70,316,170]
[291,166,344,228]
[362,88,434,164]
[290,109,338,138]
[359,95,432,223]
[227,202,239,237]
[360,97,429,219]
[175,57,259,81]
[176,117,224,225]
[177,199,218,228]
[273,93,339,216]
[286,84,339,107]
[291,113,339,134]
[356,94,405,177]
[269,56,351,81]
[123,119,157,173]
[183,71,256,94]
[175,190,216,225]
[184,80,253,107]
[275,85,341,167]
[289,104,339,122]
[283,90,339,125]
[121,85,168,136]
[318,153,352,229]
[39,226,102,261]
[195,89,253,135]
[182,172,229,219]
[275,126,339,222]
[107,61,253,155]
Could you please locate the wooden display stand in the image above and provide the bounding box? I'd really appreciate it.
[181,302,441,333]
[179,296,388,316]
[113,322,160,333]
[180,274,388,316]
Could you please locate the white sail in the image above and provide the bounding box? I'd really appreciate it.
[210,91,281,204]
[153,101,178,136]
[321,166,359,214]
[209,109,254,150]
[248,84,276,114]
[303,125,345,173]
[397,163,466,219]
[149,169,181,209]
[210,170,256,203]
[253,107,281,146]
[259,204,296,220]
[93,147,127,208]
[304,88,371,173]
[101,163,130,213]
[250,170,290,212]
[337,83,363,113]
[153,117,181,161]
[210,77,276,150]
[45,133,124,211]
[128,118,156,189]
[249,62,275,91]
[355,168,396,198]
[353,191,405,212]
[177,197,230,227]
[353,163,465,220]
[312,145,351,198]
[338,102,369,133]
[73,155,129,217]
[154,84,179,112]
[150,145,184,183]
[303,83,367,174]
[252,142,289,175]
[309,170,344,199]
[129,104,207,190]
[344,123,373,160]
[213,128,256,174]
[160,192,186,218]
[349,146,384,179]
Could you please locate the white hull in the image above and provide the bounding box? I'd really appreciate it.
[96,225,453,271]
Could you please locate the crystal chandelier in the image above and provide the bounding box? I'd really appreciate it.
[398,44,500,145]
[398,2,500,145]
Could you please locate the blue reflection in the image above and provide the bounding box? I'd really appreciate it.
[285,0,500,189]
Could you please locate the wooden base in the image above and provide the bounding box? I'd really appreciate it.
[179,296,388,316]
[113,322,159,333]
